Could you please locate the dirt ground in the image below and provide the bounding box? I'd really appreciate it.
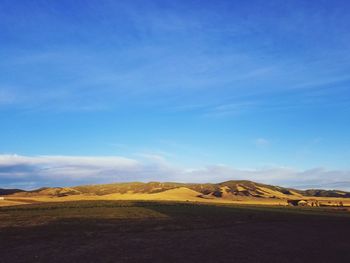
[0,201,349,263]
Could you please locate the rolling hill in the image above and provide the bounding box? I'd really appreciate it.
[2,180,350,201]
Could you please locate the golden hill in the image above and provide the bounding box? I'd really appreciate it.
[4,180,350,202]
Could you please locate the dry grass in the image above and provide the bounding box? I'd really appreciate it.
[0,200,29,207]
[1,200,350,262]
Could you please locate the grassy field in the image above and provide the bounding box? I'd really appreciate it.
[1,200,350,262]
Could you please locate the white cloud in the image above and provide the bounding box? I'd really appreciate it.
[0,154,138,169]
[254,138,270,147]
[0,88,17,105]
[0,154,350,191]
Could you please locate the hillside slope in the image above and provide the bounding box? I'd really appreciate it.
[4,180,350,201]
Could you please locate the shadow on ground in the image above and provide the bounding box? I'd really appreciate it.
[0,201,349,263]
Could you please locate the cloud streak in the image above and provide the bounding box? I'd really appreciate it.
[1,154,350,191]
[254,138,270,147]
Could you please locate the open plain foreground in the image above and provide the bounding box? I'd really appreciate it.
[1,200,350,263]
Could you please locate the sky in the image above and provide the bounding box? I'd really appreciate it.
[1,0,350,190]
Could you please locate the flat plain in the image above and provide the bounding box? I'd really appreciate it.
[1,200,350,263]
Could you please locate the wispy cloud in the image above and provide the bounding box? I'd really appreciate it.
[1,0,350,115]
[0,88,17,105]
[204,101,257,118]
[254,138,270,147]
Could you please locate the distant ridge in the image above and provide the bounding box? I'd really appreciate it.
[2,180,350,199]
[0,188,25,196]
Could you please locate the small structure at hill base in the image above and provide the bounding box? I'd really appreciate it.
[287,197,347,207]
[287,199,309,206]
[298,200,308,206]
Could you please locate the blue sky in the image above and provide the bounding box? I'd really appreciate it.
[1,0,350,189]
